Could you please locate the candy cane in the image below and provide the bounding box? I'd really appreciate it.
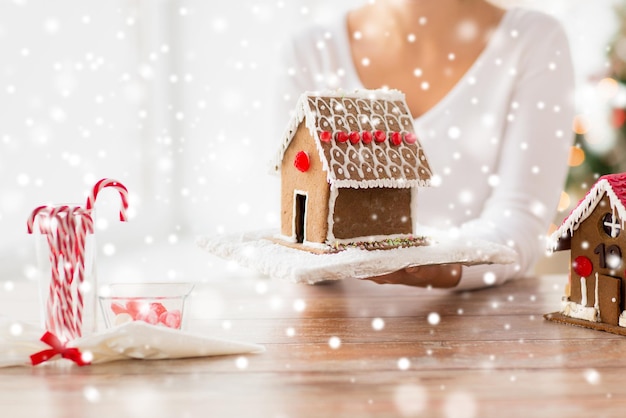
[27,178,130,340]
[28,205,78,340]
[35,209,61,336]
[70,207,93,337]
[51,206,79,340]
[85,178,129,221]
[35,207,74,339]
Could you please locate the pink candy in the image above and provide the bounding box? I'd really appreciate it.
[110,300,182,329]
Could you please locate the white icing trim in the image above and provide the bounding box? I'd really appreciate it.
[272,89,433,188]
[561,300,599,322]
[271,233,334,251]
[594,272,599,312]
[549,178,626,249]
[410,188,418,231]
[580,276,587,306]
[274,233,296,243]
[301,241,331,251]
[331,178,430,189]
[326,186,339,243]
[619,311,626,327]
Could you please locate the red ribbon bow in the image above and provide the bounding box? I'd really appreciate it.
[30,332,91,367]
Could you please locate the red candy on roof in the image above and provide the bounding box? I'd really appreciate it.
[349,131,360,144]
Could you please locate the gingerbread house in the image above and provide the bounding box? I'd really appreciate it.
[273,89,433,252]
[546,173,626,335]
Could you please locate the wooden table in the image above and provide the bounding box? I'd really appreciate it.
[1,274,626,417]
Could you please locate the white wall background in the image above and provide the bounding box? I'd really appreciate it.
[0,0,620,282]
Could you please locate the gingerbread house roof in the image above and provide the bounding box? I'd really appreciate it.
[274,89,433,189]
[550,173,626,250]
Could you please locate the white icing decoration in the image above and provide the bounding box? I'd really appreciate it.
[594,272,599,312]
[272,89,433,242]
[580,276,587,306]
[561,300,599,322]
[549,176,626,250]
[327,187,339,242]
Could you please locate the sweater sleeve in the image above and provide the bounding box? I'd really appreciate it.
[454,15,575,290]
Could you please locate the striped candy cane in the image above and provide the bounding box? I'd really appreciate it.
[85,178,129,221]
[28,178,129,341]
[70,207,93,337]
[30,205,76,340]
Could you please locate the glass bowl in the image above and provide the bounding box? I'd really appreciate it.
[98,282,194,330]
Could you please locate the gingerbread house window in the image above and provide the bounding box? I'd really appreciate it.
[601,213,621,238]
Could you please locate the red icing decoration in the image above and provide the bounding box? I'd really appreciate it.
[336,132,349,143]
[390,132,402,146]
[294,151,310,172]
[320,131,332,142]
[349,131,360,144]
[573,255,593,277]
[404,132,417,144]
[362,131,373,144]
[374,130,386,143]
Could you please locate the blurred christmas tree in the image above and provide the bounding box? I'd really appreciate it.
[565,1,626,200]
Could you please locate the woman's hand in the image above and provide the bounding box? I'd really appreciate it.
[362,263,463,288]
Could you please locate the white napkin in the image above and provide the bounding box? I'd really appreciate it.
[0,318,264,367]
[196,228,517,284]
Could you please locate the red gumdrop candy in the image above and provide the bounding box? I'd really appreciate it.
[336,131,349,143]
[573,255,593,277]
[374,130,386,143]
[349,131,360,144]
[150,302,167,317]
[159,310,182,329]
[362,131,373,144]
[404,132,417,144]
[390,132,402,146]
[294,151,310,172]
[110,302,128,316]
[319,131,332,142]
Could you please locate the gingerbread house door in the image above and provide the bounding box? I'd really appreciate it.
[294,192,307,243]
[598,274,621,325]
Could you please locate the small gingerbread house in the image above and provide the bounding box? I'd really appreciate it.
[273,89,432,251]
[547,173,626,334]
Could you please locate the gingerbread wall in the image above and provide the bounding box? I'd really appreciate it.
[332,187,412,240]
[280,123,330,244]
[570,194,626,323]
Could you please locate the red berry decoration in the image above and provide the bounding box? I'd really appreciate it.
[362,131,373,144]
[374,130,386,143]
[320,131,332,142]
[349,131,360,144]
[573,255,593,277]
[336,131,349,143]
[404,132,417,144]
[390,132,402,146]
[294,151,310,172]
